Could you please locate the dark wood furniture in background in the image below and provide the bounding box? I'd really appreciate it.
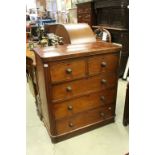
[93,0,129,77]
[94,0,129,28]
[76,1,96,27]
[123,82,129,126]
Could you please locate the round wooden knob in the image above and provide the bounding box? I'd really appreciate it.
[68,105,73,110]
[66,86,72,92]
[101,62,107,67]
[66,68,72,74]
[108,107,112,110]
[100,112,105,117]
[100,96,105,101]
[68,122,74,127]
[101,79,107,84]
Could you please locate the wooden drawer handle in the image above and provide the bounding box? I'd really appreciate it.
[101,79,107,84]
[108,107,112,110]
[68,122,74,127]
[66,86,72,92]
[66,68,72,74]
[68,105,73,110]
[101,62,107,67]
[100,112,105,117]
[100,96,105,102]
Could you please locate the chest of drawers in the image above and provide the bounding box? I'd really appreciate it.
[76,2,95,27]
[34,41,121,143]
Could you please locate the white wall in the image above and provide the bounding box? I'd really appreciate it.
[26,0,37,10]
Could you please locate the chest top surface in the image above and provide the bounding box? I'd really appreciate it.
[33,41,122,62]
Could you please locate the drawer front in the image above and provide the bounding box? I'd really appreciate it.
[88,54,119,75]
[55,106,114,135]
[78,13,91,25]
[78,14,91,20]
[77,7,91,14]
[51,89,116,120]
[50,59,86,83]
[51,74,117,102]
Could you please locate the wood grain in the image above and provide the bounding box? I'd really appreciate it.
[50,89,116,120]
[34,40,121,142]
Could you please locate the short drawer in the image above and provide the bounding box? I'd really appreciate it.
[51,89,116,120]
[77,8,91,14]
[50,59,86,83]
[78,14,91,20]
[88,54,119,75]
[55,106,115,135]
[51,74,117,102]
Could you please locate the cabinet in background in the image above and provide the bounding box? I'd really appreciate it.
[76,2,96,27]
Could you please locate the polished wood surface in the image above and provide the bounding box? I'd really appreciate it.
[51,73,117,102]
[66,23,96,44]
[88,53,119,75]
[45,23,96,44]
[34,29,121,142]
[50,59,86,83]
[52,118,114,142]
[50,89,116,120]
[55,106,114,135]
[33,41,121,61]
[35,54,51,134]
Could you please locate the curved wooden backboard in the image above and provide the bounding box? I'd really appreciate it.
[45,23,96,44]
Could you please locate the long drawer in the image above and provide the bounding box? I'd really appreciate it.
[50,89,116,120]
[55,106,115,135]
[51,74,117,102]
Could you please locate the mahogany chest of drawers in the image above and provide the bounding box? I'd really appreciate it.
[34,41,121,143]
